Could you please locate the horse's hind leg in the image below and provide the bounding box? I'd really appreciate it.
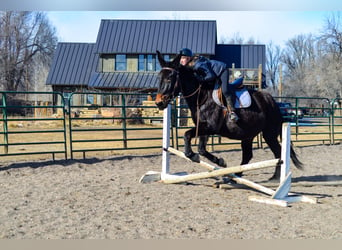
[235,138,254,177]
[198,135,227,167]
[262,133,282,181]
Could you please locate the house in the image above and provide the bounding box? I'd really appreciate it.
[46,19,265,105]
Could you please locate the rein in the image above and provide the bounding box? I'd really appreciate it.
[161,67,203,140]
[161,67,202,99]
[195,85,202,142]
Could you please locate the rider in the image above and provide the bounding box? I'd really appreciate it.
[179,48,239,122]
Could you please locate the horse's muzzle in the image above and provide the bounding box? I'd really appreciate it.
[155,93,169,110]
[155,101,167,110]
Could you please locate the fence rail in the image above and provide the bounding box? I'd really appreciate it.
[0,91,68,160]
[0,91,341,161]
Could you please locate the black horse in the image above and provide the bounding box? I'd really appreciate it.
[155,50,303,180]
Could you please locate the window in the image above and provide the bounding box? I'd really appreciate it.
[103,94,111,106]
[137,54,170,71]
[138,55,145,71]
[86,94,94,104]
[115,54,126,71]
[63,92,72,111]
[101,54,115,72]
[147,54,154,71]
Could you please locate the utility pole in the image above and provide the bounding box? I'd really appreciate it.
[278,64,282,101]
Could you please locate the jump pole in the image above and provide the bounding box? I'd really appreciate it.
[158,104,282,185]
[140,104,316,206]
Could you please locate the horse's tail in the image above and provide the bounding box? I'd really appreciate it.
[263,92,304,170]
[278,120,304,170]
[290,143,304,170]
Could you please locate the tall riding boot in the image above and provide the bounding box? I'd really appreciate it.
[225,95,239,122]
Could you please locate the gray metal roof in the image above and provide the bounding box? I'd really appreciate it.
[94,19,217,55]
[46,43,98,86]
[88,72,159,90]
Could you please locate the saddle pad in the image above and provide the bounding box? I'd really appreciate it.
[213,83,252,109]
[234,88,252,108]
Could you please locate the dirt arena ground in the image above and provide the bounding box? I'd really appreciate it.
[0,144,341,239]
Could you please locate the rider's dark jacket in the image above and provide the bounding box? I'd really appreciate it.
[193,56,227,83]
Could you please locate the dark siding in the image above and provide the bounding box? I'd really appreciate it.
[214,44,266,87]
[214,44,265,69]
[94,20,216,55]
[214,44,242,68]
[46,43,98,86]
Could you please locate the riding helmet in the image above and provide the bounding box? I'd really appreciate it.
[179,48,193,57]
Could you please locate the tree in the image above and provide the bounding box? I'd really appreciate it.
[0,11,58,92]
[320,12,342,62]
[219,32,259,44]
[280,34,318,97]
[319,12,342,98]
[265,41,282,91]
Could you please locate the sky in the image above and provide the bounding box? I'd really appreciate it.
[1,0,341,48]
[46,11,339,48]
[1,0,342,11]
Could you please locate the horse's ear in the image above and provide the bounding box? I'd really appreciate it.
[171,54,181,68]
[156,50,166,67]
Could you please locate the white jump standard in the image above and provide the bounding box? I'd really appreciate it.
[140,104,317,207]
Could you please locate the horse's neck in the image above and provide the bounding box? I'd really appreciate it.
[181,84,211,112]
[178,67,209,108]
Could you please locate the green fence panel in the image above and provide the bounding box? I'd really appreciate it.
[0,91,68,160]
[67,92,165,159]
[274,96,333,145]
[331,98,342,144]
[1,91,341,162]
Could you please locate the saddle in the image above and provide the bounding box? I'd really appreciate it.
[212,78,252,109]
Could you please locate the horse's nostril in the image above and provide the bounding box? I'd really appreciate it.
[155,101,166,110]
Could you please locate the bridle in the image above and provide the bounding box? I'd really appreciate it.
[161,67,202,99]
[161,67,180,100]
[161,66,204,140]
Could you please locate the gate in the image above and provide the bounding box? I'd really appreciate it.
[0,91,68,160]
[274,96,338,146]
[331,97,342,144]
[67,92,167,159]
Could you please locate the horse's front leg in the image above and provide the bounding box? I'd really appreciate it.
[198,135,227,167]
[183,128,200,162]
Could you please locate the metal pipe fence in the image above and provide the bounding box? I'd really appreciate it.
[0,91,68,160]
[0,91,341,161]
[67,92,165,159]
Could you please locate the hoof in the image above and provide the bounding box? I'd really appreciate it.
[234,172,243,177]
[185,152,200,163]
[217,158,227,168]
[222,176,237,184]
[268,175,280,182]
[190,153,200,163]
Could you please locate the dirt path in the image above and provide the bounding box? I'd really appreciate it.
[0,144,341,239]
